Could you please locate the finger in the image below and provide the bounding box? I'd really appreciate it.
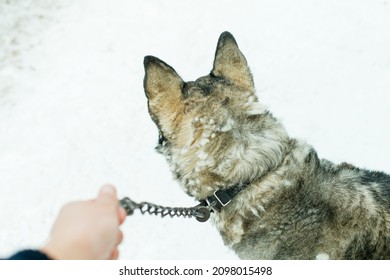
[109,247,119,260]
[118,207,127,225]
[117,230,124,246]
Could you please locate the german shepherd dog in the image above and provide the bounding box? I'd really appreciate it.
[143,32,390,259]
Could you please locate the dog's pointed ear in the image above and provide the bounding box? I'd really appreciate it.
[212,32,254,90]
[144,56,184,100]
[143,56,185,135]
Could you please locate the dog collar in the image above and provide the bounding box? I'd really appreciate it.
[119,183,250,223]
[199,183,249,212]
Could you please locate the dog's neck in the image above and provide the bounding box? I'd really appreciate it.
[164,112,292,201]
[198,137,301,213]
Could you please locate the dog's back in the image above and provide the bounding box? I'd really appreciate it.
[231,141,390,259]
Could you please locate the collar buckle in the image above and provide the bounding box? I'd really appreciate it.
[213,190,232,207]
[206,190,232,211]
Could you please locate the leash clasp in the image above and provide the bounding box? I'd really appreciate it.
[119,197,139,216]
[192,206,211,222]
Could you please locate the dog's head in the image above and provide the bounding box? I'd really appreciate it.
[143,32,288,199]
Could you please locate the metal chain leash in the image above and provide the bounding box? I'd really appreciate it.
[119,197,211,222]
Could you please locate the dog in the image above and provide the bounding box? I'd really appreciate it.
[142,31,390,259]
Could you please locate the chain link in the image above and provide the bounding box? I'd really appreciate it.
[119,197,211,222]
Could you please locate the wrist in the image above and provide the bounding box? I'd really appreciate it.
[41,239,89,260]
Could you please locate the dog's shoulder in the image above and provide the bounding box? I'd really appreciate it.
[360,168,390,204]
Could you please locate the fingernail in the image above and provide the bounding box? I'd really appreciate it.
[101,185,115,195]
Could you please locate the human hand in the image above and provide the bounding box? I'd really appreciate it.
[41,185,127,260]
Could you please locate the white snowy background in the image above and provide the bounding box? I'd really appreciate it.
[0,0,389,260]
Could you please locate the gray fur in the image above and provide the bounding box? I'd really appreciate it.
[143,31,390,259]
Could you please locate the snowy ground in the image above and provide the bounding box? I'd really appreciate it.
[0,0,389,260]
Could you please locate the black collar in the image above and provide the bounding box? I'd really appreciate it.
[198,183,249,212]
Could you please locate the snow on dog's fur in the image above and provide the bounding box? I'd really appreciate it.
[143,31,390,259]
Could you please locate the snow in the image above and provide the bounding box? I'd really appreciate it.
[0,0,389,259]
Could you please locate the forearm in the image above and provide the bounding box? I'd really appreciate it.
[6,249,52,260]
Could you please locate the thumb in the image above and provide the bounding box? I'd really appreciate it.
[97,185,118,206]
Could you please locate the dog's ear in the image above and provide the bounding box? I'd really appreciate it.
[144,56,184,101]
[143,56,185,135]
[212,32,254,90]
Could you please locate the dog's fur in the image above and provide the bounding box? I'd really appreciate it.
[143,32,390,259]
